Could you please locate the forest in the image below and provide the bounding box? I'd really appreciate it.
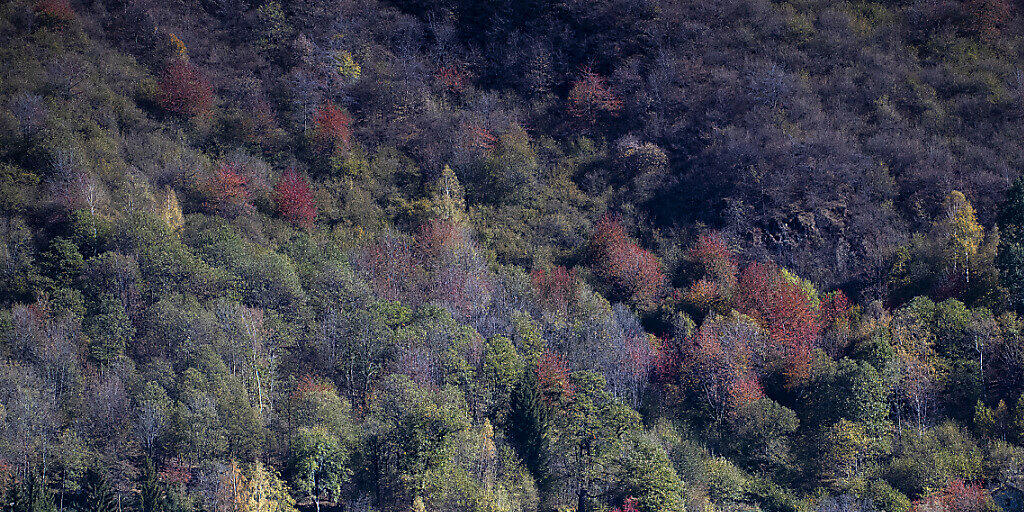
[2,0,1024,511]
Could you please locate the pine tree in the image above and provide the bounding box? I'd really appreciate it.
[77,469,113,512]
[998,178,1024,311]
[139,457,164,512]
[507,370,549,489]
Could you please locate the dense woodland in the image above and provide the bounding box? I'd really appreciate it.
[4,0,1024,512]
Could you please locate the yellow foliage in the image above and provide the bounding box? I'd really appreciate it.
[333,50,361,82]
[160,186,184,234]
[938,190,983,279]
[218,460,296,512]
[430,165,467,224]
[168,33,189,62]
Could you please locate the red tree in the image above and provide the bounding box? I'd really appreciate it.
[611,497,640,512]
[683,314,764,415]
[531,265,578,315]
[690,233,738,287]
[591,216,667,310]
[536,350,575,403]
[157,59,213,118]
[436,64,466,93]
[206,162,252,216]
[34,0,75,23]
[312,102,352,151]
[274,168,317,228]
[567,70,622,124]
[912,480,992,512]
[416,219,492,319]
[460,122,498,152]
[737,262,821,387]
[966,0,1011,40]
[819,290,850,331]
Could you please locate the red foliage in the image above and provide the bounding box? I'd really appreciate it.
[591,216,667,309]
[684,278,720,312]
[436,65,466,93]
[416,218,461,259]
[461,122,498,152]
[818,290,850,330]
[683,315,764,413]
[737,262,821,387]
[157,60,213,118]
[726,372,765,407]
[536,350,575,402]
[912,480,991,512]
[531,265,578,314]
[966,0,1011,40]
[293,375,334,398]
[567,70,622,124]
[34,0,75,23]
[416,219,492,318]
[691,233,738,283]
[274,168,317,228]
[312,102,352,151]
[206,162,253,216]
[158,458,192,486]
[611,497,640,512]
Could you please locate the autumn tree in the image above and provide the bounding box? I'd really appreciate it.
[911,480,993,512]
[34,0,75,24]
[590,216,667,310]
[737,262,821,387]
[685,232,738,315]
[965,0,1012,40]
[683,312,765,418]
[532,265,578,316]
[937,191,983,284]
[158,186,184,234]
[427,164,467,224]
[536,350,575,403]
[274,168,317,228]
[311,102,352,153]
[891,304,939,431]
[567,70,622,124]
[206,162,253,217]
[157,59,213,118]
[416,219,492,319]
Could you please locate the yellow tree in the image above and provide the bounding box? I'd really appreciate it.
[159,186,184,235]
[429,164,467,225]
[217,460,296,512]
[938,191,983,283]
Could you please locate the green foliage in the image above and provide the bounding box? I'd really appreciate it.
[2,1,1024,511]
[288,426,352,506]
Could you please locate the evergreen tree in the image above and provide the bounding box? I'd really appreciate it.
[77,468,114,512]
[506,369,549,489]
[139,457,164,512]
[998,178,1024,311]
[86,293,133,365]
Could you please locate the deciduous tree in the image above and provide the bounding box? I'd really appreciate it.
[157,59,213,118]
[274,168,317,228]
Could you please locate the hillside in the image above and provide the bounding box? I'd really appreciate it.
[2,0,1024,512]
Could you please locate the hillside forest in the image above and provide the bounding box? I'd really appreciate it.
[4,1,1024,512]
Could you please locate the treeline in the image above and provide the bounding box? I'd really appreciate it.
[2,0,1024,512]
